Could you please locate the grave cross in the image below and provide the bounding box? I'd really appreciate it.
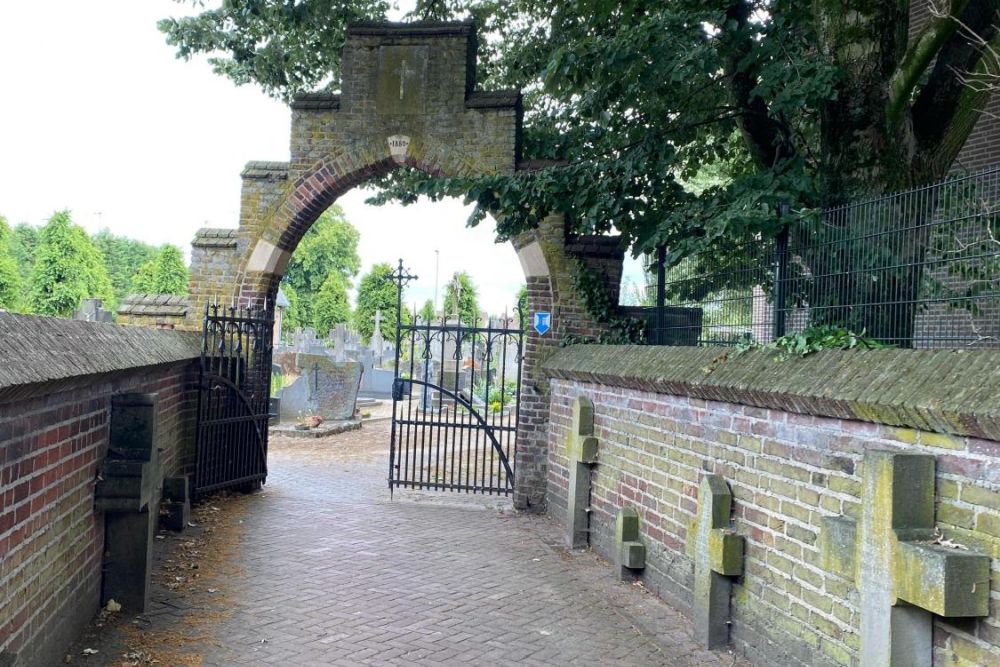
[819,451,989,667]
[393,59,417,100]
[687,474,744,650]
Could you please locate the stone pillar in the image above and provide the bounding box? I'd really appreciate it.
[819,450,990,666]
[687,474,744,650]
[565,396,598,547]
[95,394,161,614]
[614,507,646,581]
[512,215,623,512]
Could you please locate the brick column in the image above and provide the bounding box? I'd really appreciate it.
[512,215,624,511]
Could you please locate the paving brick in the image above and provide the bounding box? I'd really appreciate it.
[66,421,750,666]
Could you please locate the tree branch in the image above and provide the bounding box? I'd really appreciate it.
[887,0,971,123]
[720,1,794,169]
[912,1,1000,177]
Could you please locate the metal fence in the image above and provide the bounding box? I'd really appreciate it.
[636,164,1000,348]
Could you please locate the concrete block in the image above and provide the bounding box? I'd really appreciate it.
[616,507,640,543]
[103,509,155,613]
[161,500,190,532]
[708,529,743,577]
[894,542,990,617]
[163,475,190,502]
[620,541,646,569]
[820,516,857,579]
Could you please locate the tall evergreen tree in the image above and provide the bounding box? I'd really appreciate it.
[0,216,21,311]
[131,245,190,296]
[10,223,38,279]
[442,272,481,325]
[29,211,114,317]
[354,262,408,343]
[93,229,157,304]
[418,298,436,323]
[283,206,361,325]
[313,273,352,335]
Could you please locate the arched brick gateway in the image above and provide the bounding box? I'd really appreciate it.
[185,21,623,510]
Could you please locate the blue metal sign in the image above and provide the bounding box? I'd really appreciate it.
[533,311,551,336]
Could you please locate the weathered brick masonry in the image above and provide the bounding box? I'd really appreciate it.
[0,314,200,667]
[544,345,1000,667]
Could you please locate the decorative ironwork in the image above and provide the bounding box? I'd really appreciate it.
[389,260,523,495]
[194,302,274,496]
[634,164,1000,349]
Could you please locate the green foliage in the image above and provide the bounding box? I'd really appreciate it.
[0,215,21,311]
[158,0,390,101]
[354,262,408,343]
[442,271,480,325]
[162,0,997,278]
[727,325,894,362]
[284,206,361,327]
[477,380,517,407]
[131,244,189,296]
[418,298,436,323]
[313,273,352,334]
[29,211,114,317]
[93,229,158,304]
[515,285,528,327]
[770,326,894,359]
[10,222,39,279]
[567,260,644,345]
[279,282,308,334]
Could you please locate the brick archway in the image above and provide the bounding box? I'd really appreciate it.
[186,21,621,510]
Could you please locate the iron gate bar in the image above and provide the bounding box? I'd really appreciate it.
[389,259,522,496]
[195,303,273,496]
[397,379,515,481]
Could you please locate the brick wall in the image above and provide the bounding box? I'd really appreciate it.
[0,315,200,667]
[544,345,1000,667]
[511,218,622,510]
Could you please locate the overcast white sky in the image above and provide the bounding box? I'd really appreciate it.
[0,1,643,314]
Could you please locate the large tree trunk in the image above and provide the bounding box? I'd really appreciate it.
[808,1,935,345]
[814,0,914,205]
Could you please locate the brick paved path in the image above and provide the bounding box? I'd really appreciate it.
[71,421,748,667]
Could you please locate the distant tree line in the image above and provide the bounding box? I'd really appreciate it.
[0,210,188,318]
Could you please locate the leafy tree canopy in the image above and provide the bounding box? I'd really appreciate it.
[132,244,190,296]
[313,272,352,334]
[279,282,308,334]
[354,262,409,342]
[0,216,21,311]
[282,205,361,327]
[418,298,435,323]
[29,211,114,317]
[10,222,39,279]
[161,0,1000,262]
[442,271,480,325]
[94,229,158,304]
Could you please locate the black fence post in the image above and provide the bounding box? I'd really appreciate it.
[655,244,666,345]
[773,203,790,341]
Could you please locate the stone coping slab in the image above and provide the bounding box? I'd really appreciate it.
[0,313,201,403]
[542,345,1000,441]
[270,419,362,438]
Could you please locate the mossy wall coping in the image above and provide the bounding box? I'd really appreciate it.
[0,313,201,404]
[542,345,1000,442]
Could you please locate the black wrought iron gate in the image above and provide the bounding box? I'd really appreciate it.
[389,261,523,496]
[194,303,274,496]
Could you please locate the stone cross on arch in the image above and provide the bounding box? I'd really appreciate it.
[393,59,417,100]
